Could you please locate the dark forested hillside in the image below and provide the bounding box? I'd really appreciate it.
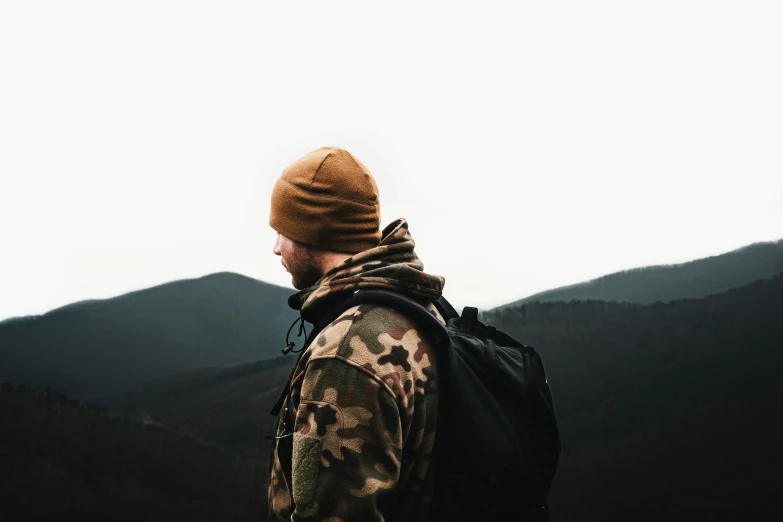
[0,384,266,522]
[483,273,783,520]
[110,356,293,458]
[0,272,298,401]
[2,263,781,520]
[500,239,783,307]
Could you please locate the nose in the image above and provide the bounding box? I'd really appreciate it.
[272,233,282,256]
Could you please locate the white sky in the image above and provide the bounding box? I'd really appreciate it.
[1,1,781,320]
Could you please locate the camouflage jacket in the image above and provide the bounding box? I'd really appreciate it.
[268,218,446,522]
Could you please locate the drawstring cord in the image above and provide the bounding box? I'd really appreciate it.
[267,318,307,440]
[282,315,308,355]
[267,314,314,440]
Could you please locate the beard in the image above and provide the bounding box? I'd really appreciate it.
[286,243,324,290]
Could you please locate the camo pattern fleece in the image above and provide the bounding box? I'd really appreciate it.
[269,218,446,522]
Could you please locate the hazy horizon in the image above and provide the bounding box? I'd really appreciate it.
[2,2,781,321]
[2,236,781,321]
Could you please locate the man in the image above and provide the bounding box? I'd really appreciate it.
[267,146,446,522]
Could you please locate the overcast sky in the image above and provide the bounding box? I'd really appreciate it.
[1,1,781,320]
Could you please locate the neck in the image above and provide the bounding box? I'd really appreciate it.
[317,250,352,278]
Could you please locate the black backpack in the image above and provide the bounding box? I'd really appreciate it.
[273,289,561,521]
[339,290,560,521]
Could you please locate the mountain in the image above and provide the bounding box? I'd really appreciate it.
[3,238,780,405]
[499,239,783,307]
[0,272,299,401]
[483,273,783,520]
[110,273,782,520]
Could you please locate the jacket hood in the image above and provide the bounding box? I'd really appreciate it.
[289,218,445,322]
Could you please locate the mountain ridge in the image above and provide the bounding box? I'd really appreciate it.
[2,238,781,408]
[494,238,783,309]
[0,272,300,400]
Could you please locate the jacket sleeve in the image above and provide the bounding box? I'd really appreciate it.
[290,355,403,522]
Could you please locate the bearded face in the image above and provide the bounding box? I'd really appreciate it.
[273,233,323,289]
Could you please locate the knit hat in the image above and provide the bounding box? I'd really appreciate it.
[269,147,381,254]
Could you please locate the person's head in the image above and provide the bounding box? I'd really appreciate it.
[269,146,381,289]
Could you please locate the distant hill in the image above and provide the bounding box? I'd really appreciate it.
[111,273,783,520]
[497,239,783,308]
[0,272,299,401]
[483,273,783,520]
[4,238,780,406]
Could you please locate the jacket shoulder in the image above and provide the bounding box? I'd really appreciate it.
[307,302,439,402]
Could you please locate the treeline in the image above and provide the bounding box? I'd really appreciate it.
[0,383,268,522]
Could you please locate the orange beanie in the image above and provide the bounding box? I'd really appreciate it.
[269,147,381,254]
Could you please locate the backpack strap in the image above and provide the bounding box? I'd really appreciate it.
[433,296,459,321]
[458,307,478,333]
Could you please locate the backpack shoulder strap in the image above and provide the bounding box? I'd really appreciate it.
[433,296,459,321]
